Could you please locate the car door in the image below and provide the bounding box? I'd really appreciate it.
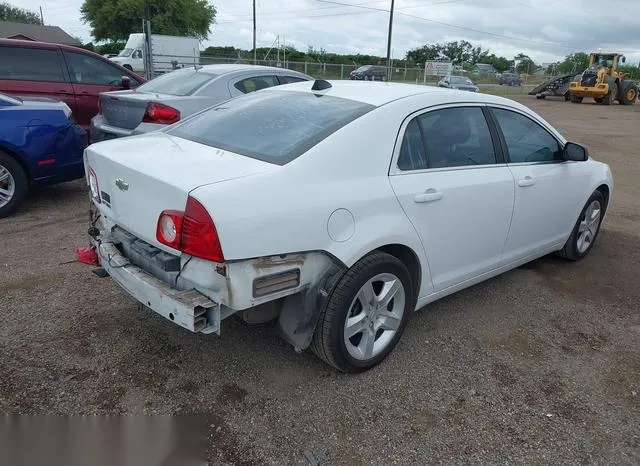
[389,105,515,291]
[0,44,77,115]
[488,106,591,263]
[61,50,141,128]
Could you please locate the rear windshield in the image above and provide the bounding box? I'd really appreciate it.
[136,69,216,96]
[167,90,375,165]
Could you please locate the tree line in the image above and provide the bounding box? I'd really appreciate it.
[3,1,638,78]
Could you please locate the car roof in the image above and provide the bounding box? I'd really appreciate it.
[264,80,516,108]
[187,64,308,75]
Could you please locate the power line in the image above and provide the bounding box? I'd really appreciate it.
[312,0,577,49]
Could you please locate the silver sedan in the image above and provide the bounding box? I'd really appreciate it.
[90,64,313,143]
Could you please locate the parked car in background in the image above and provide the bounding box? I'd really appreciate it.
[0,93,87,217]
[84,80,612,372]
[498,72,522,86]
[438,75,479,92]
[0,38,145,130]
[90,64,312,143]
[110,33,200,74]
[349,65,387,81]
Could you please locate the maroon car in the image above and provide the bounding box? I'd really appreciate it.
[0,39,146,129]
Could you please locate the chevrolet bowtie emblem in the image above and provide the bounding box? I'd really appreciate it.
[115,178,129,191]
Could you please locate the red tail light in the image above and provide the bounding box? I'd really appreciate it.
[142,102,180,124]
[156,196,224,263]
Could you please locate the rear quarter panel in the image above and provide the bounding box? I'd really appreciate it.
[190,101,436,298]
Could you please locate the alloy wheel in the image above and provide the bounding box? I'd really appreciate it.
[0,164,15,208]
[343,273,406,361]
[576,200,601,253]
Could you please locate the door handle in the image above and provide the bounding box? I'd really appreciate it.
[518,176,535,187]
[414,189,443,203]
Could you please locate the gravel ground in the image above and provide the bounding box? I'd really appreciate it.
[1,97,639,465]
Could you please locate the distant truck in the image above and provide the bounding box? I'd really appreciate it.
[110,33,200,75]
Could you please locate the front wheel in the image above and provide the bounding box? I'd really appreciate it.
[310,251,414,372]
[570,95,583,103]
[557,190,605,261]
[0,152,28,218]
[123,64,133,71]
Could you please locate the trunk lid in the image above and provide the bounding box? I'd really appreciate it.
[86,132,276,251]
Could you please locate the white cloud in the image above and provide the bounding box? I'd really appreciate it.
[11,0,640,64]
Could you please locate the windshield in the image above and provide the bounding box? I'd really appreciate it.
[136,70,216,96]
[168,90,375,165]
[450,76,471,84]
[355,66,371,72]
[118,48,133,57]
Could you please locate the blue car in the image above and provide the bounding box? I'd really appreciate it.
[0,92,87,217]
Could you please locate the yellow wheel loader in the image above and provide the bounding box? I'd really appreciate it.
[568,52,638,105]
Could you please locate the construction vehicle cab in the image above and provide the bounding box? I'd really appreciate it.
[568,52,638,105]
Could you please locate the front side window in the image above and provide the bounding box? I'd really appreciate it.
[234,75,280,93]
[0,46,65,82]
[63,51,126,86]
[168,90,374,165]
[397,106,496,170]
[132,50,143,59]
[492,108,562,163]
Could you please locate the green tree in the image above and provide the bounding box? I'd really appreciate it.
[514,53,536,74]
[80,0,216,42]
[556,52,589,74]
[478,53,513,73]
[0,1,42,24]
[406,44,441,65]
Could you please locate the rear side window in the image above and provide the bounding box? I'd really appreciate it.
[136,70,215,95]
[168,90,375,165]
[0,46,66,82]
[234,75,280,93]
[278,75,308,84]
[398,107,496,170]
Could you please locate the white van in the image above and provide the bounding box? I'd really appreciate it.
[111,33,200,75]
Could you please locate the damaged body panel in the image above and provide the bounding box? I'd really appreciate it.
[91,214,345,347]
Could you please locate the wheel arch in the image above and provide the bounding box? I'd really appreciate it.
[0,144,32,182]
[376,243,422,299]
[596,183,610,214]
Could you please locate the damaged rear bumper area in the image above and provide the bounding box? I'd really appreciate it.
[88,217,347,350]
[95,241,221,334]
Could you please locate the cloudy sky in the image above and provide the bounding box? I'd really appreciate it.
[13,0,640,64]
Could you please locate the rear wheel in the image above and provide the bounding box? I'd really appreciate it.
[619,81,638,105]
[557,190,605,261]
[310,251,414,372]
[570,95,583,103]
[594,97,604,104]
[0,152,28,218]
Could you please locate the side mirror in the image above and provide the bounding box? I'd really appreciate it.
[564,142,588,161]
[120,76,131,90]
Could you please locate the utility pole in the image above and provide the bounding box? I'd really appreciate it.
[385,0,395,81]
[253,0,257,65]
[39,6,44,24]
[144,0,153,79]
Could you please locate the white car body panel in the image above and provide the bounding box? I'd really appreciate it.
[84,80,614,351]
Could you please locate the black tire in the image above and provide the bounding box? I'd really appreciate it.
[123,64,133,71]
[310,251,415,373]
[536,94,545,99]
[594,97,604,104]
[0,151,28,218]
[619,81,638,105]
[557,190,606,261]
[570,95,583,103]
[603,82,617,105]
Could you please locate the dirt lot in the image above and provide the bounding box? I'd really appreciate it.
[1,97,639,465]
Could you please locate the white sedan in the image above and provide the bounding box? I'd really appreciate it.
[84,80,613,372]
